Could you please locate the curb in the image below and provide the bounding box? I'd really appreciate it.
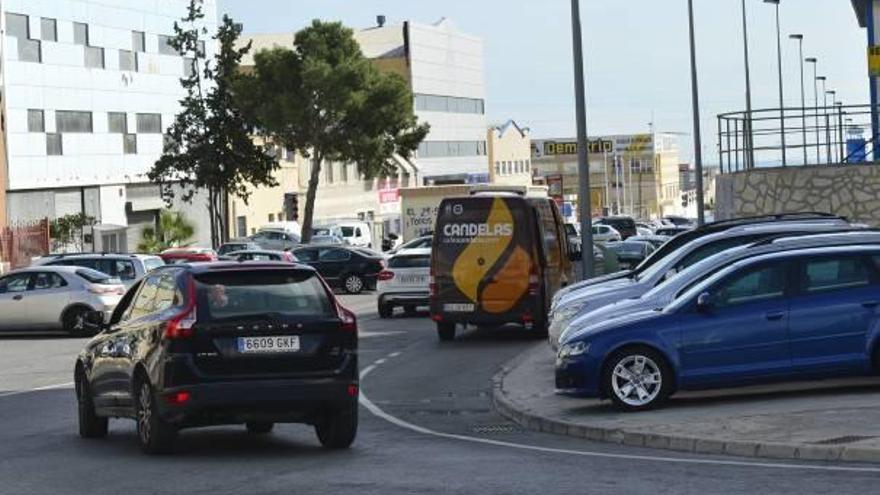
[490,347,880,464]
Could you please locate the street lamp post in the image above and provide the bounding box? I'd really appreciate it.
[764,0,786,167]
[805,57,820,164]
[789,34,807,165]
[740,0,755,169]
[827,90,837,162]
[569,0,595,278]
[817,75,827,163]
[835,101,845,163]
[687,0,706,225]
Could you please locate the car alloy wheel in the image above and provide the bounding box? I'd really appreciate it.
[65,307,92,336]
[137,382,153,446]
[344,275,364,294]
[610,354,663,409]
[135,381,176,454]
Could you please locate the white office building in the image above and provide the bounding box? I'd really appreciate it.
[0,0,216,250]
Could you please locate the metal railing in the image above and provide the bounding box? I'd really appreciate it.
[717,104,877,173]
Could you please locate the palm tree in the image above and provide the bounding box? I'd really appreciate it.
[137,210,195,253]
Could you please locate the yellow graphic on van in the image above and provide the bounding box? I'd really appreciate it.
[481,245,531,314]
[451,198,514,303]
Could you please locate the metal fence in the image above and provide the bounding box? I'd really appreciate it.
[718,104,876,173]
[0,220,50,269]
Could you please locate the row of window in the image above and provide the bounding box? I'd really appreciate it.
[417,140,487,158]
[414,94,485,115]
[318,160,412,189]
[6,12,198,74]
[27,110,161,134]
[495,159,531,176]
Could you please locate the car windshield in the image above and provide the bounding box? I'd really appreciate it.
[194,271,333,321]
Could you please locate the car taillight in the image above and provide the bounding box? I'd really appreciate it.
[429,266,437,297]
[338,305,357,333]
[528,262,540,296]
[378,270,395,281]
[164,278,197,340]
[89,284,125,296]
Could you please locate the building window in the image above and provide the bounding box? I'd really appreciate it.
[325,162,334,183]
[341,162,349,182]
[124,134,137,154]
[85,46,104,69]
[19,39,41,63]
[132,31,145,52]
[414,94,485,115]
[40,18,57,42]
[46,134,62,155]
[197,40,206,57]
[417,140,488,158]
[136,113,162,133]
[183,57,195,78]
[73,22,89,45]
[268,213,275,222]
[56,111,93,133]
[158,35,177,55]
[119,49,137,71]
[6,13,29,38]
[236,216,247,238]
[108,112,127,133]
[27,110,44,132]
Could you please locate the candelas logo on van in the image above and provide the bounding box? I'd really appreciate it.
[443,223,514,237]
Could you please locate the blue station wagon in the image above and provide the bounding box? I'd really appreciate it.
[555,245,880,411]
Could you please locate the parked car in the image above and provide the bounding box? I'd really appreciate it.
[160,247,217,264]
[293,245,385,294]
[655,226,692,237]
[337,221,373,248]
[548,217,857,347]
[224,249,297,263]
[310,235,346,245]
[591,224,622,244]
[555,244,880,411]
[635,224,654,237]
[626,234,670,249]
[387,235,432,255]
[74,262,358,454]
[259,221,302,237]
[662,215,696,228]
[604,239,656,270]
[250,228,301,251]
[377,248,431,318]
[35,253,164,288]
[0,266,124,335]
[595,216,638,239]
[217,239,261,257]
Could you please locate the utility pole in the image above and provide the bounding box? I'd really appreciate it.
[765,0,786,166]
[570,0,594,278]
[741,0,755,169]
[688,0,706,225]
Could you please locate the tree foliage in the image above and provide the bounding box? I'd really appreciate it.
[137,210,195,254]
[236,20,429,243]
[49,213,95,252]
[148,0,278,247]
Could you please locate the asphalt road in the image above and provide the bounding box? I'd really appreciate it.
[1,294,879,494]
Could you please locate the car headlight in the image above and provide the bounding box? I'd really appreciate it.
[558,341,590,359]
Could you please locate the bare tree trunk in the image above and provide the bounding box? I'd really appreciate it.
[300,154,323,244]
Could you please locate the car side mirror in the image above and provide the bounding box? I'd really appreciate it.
[84,310,108,332]
[696,292,713,312]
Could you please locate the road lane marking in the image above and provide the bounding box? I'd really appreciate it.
[389,352,401,358]
[359,364,880,473]
[360,331,405,338]
[0,381,73,399]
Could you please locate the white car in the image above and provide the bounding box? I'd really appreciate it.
[0,266,125,335]
[33,253,164,288]
[591,224,621,244]
[376,248,430,318]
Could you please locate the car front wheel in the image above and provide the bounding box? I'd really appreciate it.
[603,347,672,412]
[76,374,108,439]
[135,381,177,455]
[343,274,365,294]
[378,302,393,319]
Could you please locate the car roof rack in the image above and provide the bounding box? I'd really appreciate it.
[706,212,843,229]
[747,228,880,248]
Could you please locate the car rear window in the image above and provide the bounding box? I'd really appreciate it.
[76,268,121,285]
[389,254,430,268]
[194,270,333,321]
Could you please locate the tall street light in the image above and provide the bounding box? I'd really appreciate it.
[740,0,755,169]
[764,0,786,167]
[688,0,706,225]
[827,89,837,162]
[805,57,820,164]
[817,75,827,163]
[569,0,595,278]
[789,34,807,164]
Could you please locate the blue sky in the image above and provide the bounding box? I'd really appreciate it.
[218,1,868,164]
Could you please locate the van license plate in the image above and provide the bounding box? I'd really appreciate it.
[237,336,300,354]
[444,303,475,313]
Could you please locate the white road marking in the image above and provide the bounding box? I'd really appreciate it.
[389,352,401,358]
[359,364,880,473]
[374,359,387,365]
[0,381,73,399]
[360,331,405,338]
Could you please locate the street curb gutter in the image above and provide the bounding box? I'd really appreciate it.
[490,347,880,464]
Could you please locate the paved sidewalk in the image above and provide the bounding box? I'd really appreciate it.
[492,343,880,463]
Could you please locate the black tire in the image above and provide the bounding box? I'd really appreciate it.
[135,380,177,455]
[403,305,417,315]
[343,274,365,294]
[64,306,94,337]
[315,405,357,449]
[246,422,274,434]
[437,322,456,342]
[602,346,672,412]
[378,302,393,319]
[76,373,108,439]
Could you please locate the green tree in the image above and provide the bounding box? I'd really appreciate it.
[236,20,429,243]
[50,213,95,252]
[148,0,278,248]
[137,210,195,253]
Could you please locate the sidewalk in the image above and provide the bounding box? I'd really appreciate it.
[492,343,880,463]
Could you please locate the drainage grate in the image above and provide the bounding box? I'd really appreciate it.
[472,423,522,435]
[812,435,877,445]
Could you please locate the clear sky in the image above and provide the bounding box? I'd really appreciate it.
[218,1,868,164]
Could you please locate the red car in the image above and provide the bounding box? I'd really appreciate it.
[159,247,218,264]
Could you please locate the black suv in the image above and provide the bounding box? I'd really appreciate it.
[74,262,359,454]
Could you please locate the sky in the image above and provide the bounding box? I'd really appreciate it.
[218,0,868,165]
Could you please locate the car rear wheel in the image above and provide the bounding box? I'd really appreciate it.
[378,302,393,319]
[603,346,672,412]
[315,405,357,449]
[343,274,365,294]
[245,422,274,434]
[403,305,417,315]
[135,381,177,455]
[76,374,108,439]
[437,322,456,342]
[64,307,93,337]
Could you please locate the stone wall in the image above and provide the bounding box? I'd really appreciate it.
[715,164,880,226]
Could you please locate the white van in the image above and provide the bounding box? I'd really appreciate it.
[259,221,302,237]
[336,221,373,248]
